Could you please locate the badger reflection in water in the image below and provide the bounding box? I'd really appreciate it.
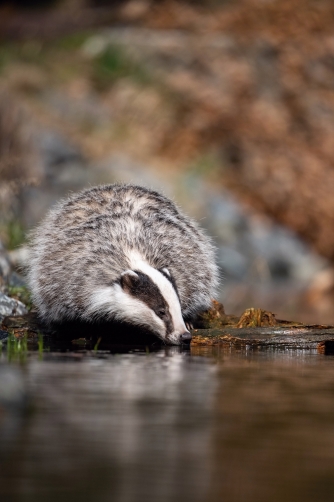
[0,349,216,502]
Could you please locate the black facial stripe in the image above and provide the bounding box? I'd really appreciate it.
[122,271,174,335]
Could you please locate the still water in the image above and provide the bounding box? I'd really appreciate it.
[1,346,334,502]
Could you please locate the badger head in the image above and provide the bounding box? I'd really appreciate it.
[88,266,191,345]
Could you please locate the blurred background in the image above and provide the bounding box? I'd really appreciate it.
[1,0,334,322]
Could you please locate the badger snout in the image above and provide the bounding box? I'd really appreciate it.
[179,331,192,344]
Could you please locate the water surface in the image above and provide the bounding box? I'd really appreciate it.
[1,346,334,502]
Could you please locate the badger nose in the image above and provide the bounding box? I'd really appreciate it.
[179,332,192,344]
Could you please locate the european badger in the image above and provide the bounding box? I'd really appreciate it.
[27,184,219,344]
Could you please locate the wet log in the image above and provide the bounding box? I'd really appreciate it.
[2,304,334,353]
[193,303,334,353]
[191,327,334,353]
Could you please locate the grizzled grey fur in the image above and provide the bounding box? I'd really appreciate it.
[27,184,219,344]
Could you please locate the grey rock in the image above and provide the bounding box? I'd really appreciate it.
[8,272,27,288]
[8,246,30,270]
[0,241,11,280]
[19,129,96,228]
[0,241,12,293]
[39,129,81,168]
[0,292,27,322]
[0,329,8,342]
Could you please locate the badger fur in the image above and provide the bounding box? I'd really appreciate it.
[27,184,219,345]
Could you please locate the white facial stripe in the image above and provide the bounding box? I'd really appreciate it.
[87,284,165,337]
[128,251,187,336]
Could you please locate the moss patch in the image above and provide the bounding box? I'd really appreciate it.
[7,286,32,311]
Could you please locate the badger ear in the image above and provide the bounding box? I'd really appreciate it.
[120,270,140,292]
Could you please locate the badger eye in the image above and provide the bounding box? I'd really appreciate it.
[158,309,166,318]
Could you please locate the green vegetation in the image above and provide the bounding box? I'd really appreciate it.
[93,45,152,90]
[0,38,88,89]
[0,33,91,72]
[6,332,28,363]
[54,32,92,51]
[0,40,47,72]
[0,36,153,94]
[94,336,102,352]
[38,332,44,359]
[188,153,221,178]
[7,286,33,311]
[4,219,26,250]
[1,331,46,362]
